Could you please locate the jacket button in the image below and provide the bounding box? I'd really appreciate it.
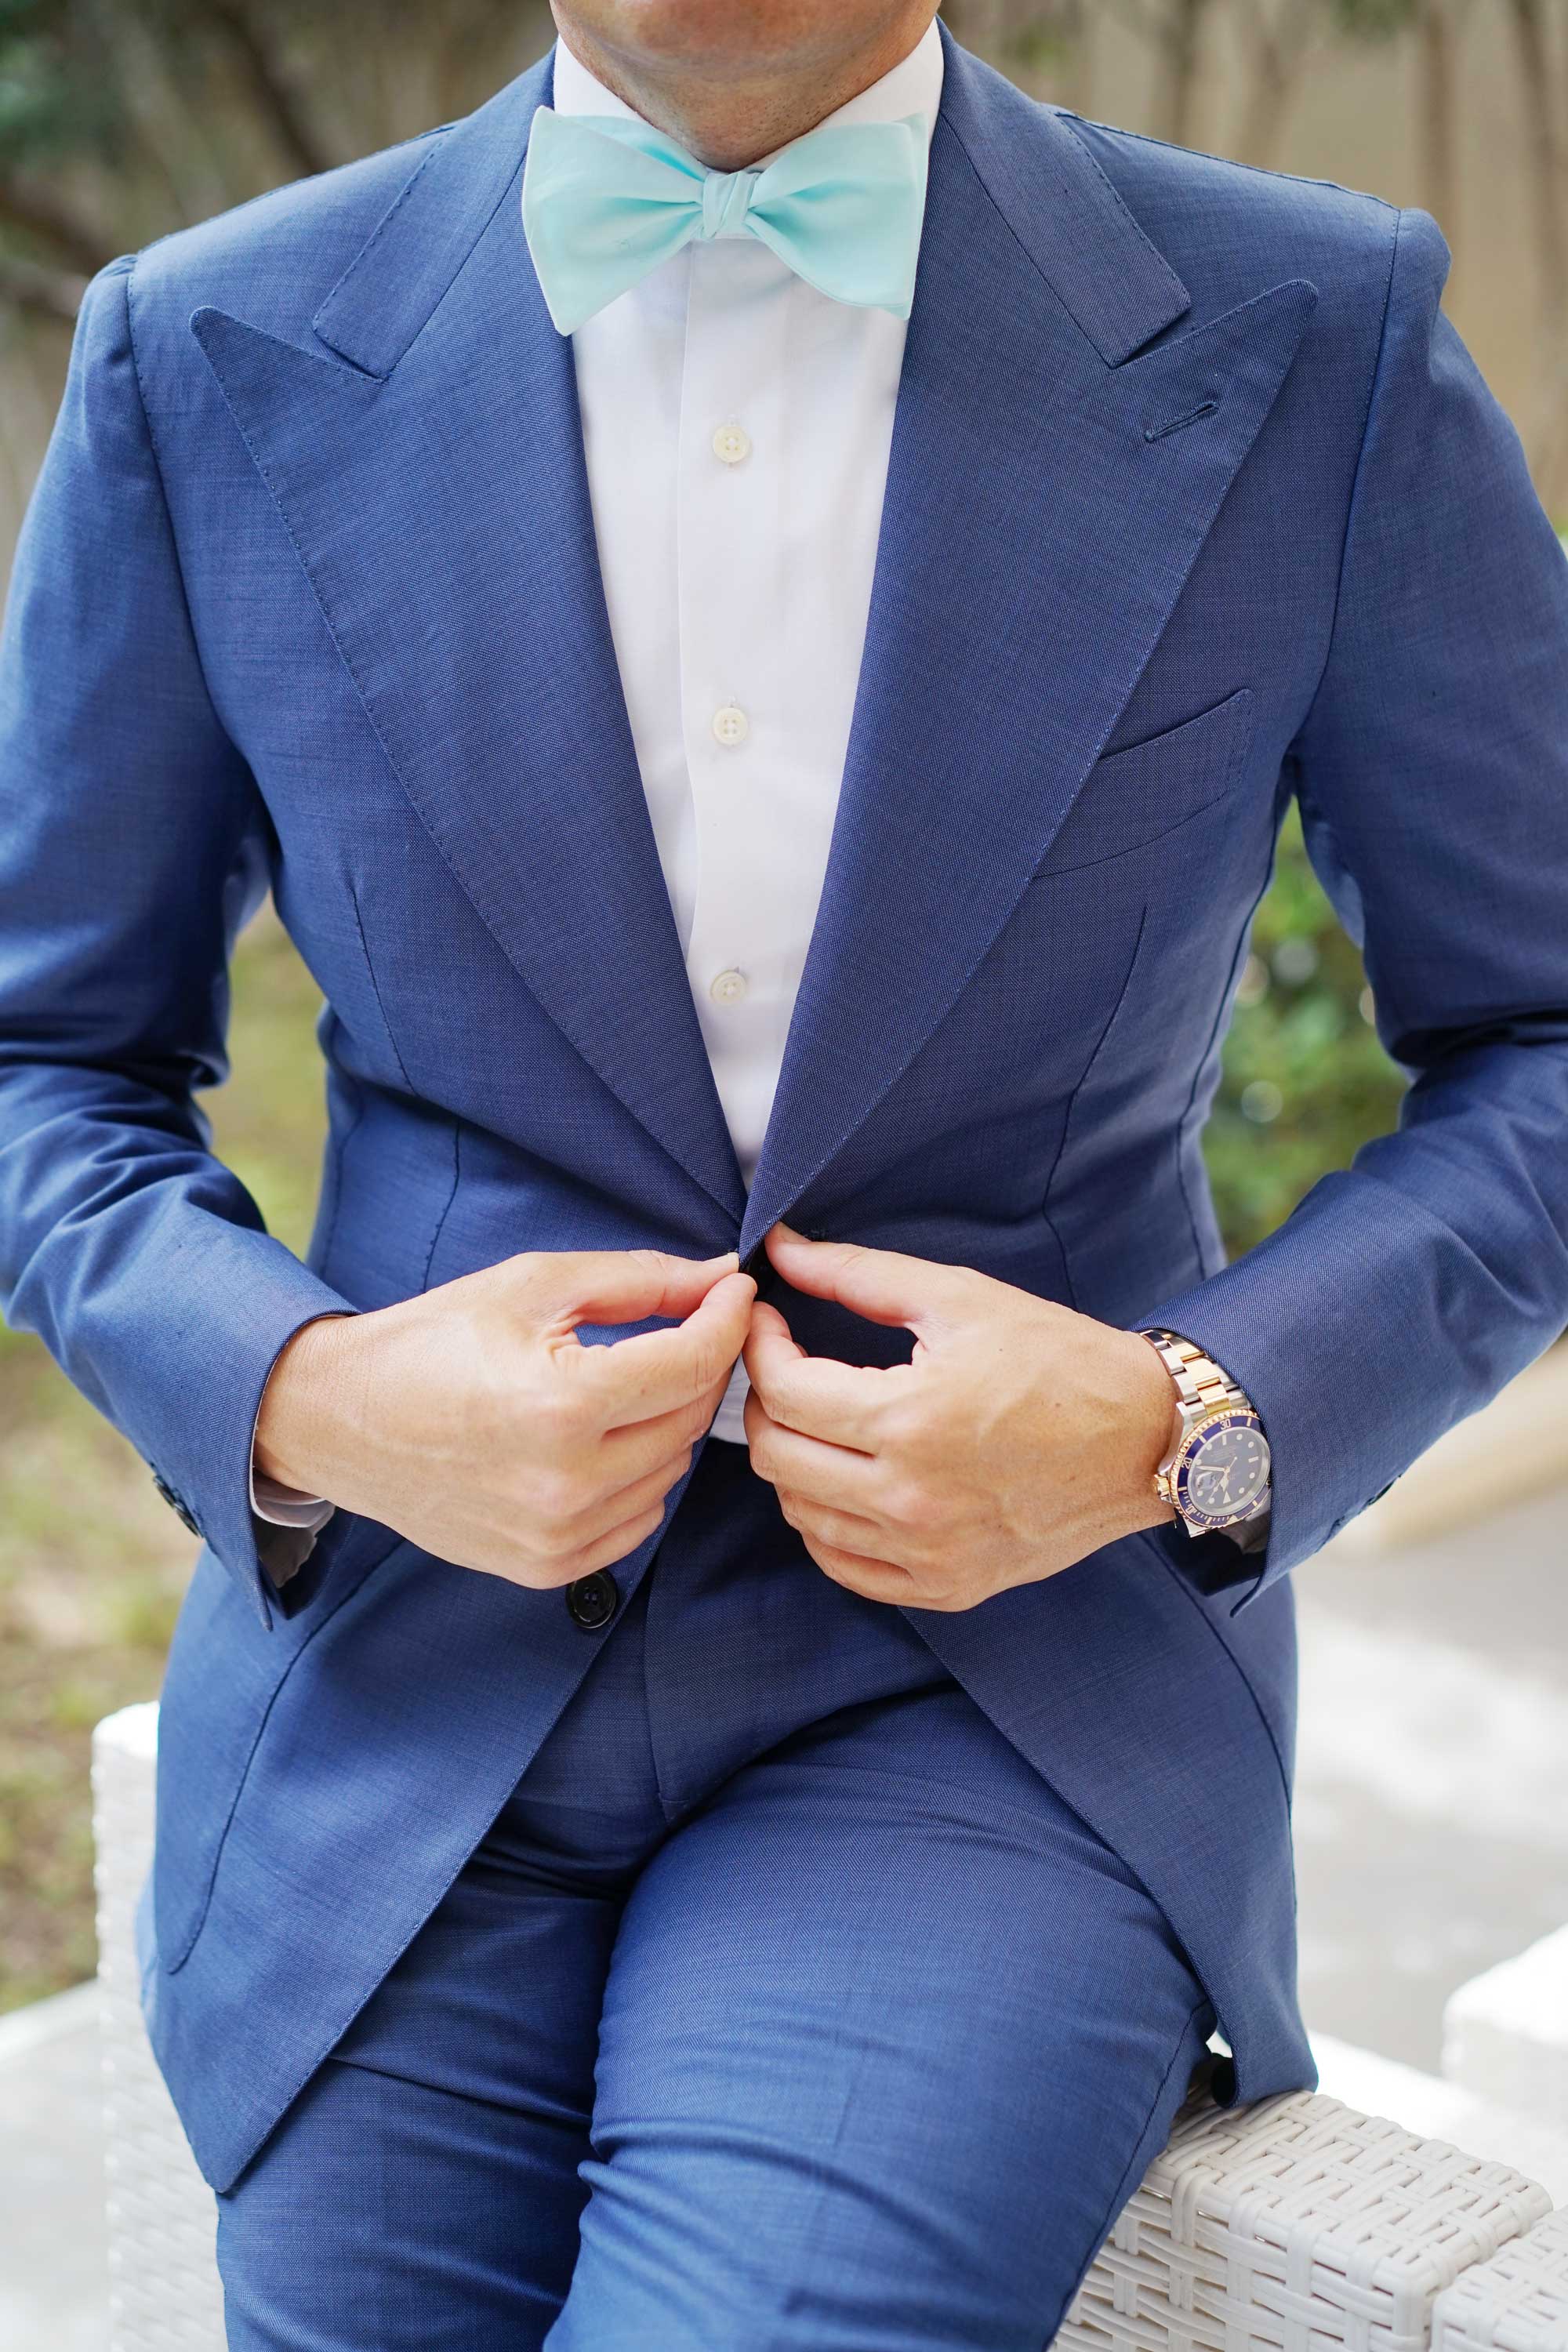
[565,1570,619,1632]
[151,1469,201,1538]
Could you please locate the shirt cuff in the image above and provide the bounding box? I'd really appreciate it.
[250,1468,335,1529]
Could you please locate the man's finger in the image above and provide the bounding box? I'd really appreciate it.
[743,1302,890,1448]
[764,1224,971,1334]
[530,1247,742,1330]
[597,1378,729,1483]
[782,1494,902,1564]
[803,1535,919,1607]
[579,1269,756,1425]
[746,1407,889,1515]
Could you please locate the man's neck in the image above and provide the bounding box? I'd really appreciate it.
[548,7,938,171]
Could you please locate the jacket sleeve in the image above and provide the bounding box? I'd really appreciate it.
[0,254,353,1627]
[1134,205,1568,1612]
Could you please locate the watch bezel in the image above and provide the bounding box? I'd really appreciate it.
[1171,1406,1272,1531]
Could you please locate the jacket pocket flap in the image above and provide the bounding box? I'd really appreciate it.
[1037,687,1255,876]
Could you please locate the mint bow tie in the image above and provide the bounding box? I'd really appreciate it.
[521,102,930,336]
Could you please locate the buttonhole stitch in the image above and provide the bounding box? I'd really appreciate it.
[1144,397,1218,443]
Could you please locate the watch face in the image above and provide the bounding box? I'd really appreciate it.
[1175,1411,1271,1527]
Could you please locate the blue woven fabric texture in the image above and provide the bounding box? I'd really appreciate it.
[2,20,1565,2215]
[215,1443,1215,2350]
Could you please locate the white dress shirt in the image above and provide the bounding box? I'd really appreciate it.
[552,24,942,1439]
[252,21,944,1550]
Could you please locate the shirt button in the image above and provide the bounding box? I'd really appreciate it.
[711,704,750,746]
[709,967,749,1006]
[712,423,751,466]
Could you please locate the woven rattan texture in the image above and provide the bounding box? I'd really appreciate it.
[1058,2089,1552,2352]
[1432,2209,1568,2352]
[93,1704,226,2352]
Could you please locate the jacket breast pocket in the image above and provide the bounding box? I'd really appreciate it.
[1034,688,1255,877]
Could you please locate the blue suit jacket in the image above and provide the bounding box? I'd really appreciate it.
[2,27,1566,2190]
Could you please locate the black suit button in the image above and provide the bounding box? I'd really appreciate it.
[151,1469,201,1538]
[565,1570,619,1632]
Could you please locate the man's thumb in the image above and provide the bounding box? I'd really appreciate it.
[535,1247,740,1329]
[762,1225,960,1333]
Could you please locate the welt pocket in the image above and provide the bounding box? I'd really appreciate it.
[1033,688,1255,877]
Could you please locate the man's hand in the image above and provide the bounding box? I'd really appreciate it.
[255,1249,755,1587]
[742,1225,1178,1611]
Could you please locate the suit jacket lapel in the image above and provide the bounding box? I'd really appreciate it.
[190,33,1315,1255]
[191,52,748,1226]
[737,34,1316,1260]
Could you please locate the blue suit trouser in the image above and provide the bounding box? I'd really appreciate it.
[215,1442,1215,2350]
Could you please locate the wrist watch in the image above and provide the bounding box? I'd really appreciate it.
[1139,1329,1272,1539]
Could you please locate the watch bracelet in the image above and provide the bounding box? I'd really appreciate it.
[1139,1328,1270,1527]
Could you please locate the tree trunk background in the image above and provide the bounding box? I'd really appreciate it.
[4,0,1568,571]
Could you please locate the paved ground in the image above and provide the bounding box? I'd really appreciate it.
[6,1483,1566,2343]
[1294,1484,1568,2068]
[1,1987,107,2352]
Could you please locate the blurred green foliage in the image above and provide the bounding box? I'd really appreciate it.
[0,906,321,2013]
[1209,806,1407,1253]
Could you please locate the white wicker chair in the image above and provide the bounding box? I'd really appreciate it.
[1060,2092,1552,2352]
[93,1704,226,2352]
[92,1704,1563,2352]
[1432,2209,1568,2352]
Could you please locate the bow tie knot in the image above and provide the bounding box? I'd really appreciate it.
[521,101,930,336]
[701,167,761,241]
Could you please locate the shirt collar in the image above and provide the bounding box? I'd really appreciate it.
[548,16,945,162]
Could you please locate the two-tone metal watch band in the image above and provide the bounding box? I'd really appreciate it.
[1141,1330,1247,1422]
[1140,1327,1271,1539]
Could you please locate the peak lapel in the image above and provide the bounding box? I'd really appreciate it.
[192,52,747,1227]
[738,38,1316,1259]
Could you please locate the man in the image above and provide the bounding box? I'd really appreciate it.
[2,0,1565,2339]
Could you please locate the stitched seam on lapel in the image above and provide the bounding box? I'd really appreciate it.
[193,314,743,1224]
[936,107,1088,336]
[310,133,450,376]
[382,156,526,371]
[938,103,1183,365]
[1049,111,1189,320]
[191,337,487,1050]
